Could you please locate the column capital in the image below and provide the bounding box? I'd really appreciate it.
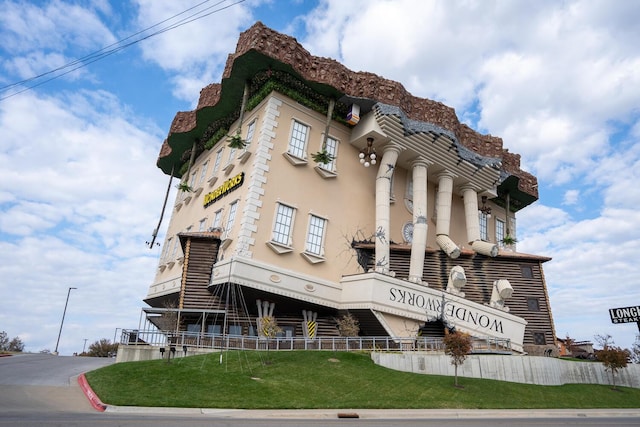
[436,170,457,180]
[458,183,479,193]
[382,143,404,155]
[410,157,433,169]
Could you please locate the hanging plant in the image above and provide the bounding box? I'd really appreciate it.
[502,235,518,245]
[227,132,247,149]
[311,149,334,165]
[177,182,193,193]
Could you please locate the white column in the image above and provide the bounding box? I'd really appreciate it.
[375,145,402,275]
[435,171,460,258]
[408,159,430,284]
[461,185,498,257]
[461,185,480,243]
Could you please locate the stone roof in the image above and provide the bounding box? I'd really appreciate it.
[158,21,538,201]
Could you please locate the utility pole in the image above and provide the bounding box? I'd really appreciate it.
[54,287,77,355]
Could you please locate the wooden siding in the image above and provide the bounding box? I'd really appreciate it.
[357,245,556,349]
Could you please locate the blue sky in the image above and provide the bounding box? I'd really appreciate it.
[1,0,639,355]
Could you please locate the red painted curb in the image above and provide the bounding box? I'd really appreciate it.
[77,373,107,412]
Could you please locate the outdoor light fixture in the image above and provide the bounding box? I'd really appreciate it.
[479,195,492,218]
[359,137,377,167]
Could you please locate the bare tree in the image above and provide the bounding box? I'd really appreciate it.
[442,330,472,387]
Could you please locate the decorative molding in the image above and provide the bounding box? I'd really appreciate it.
[301,251,326,264]
[266,240,293,255]
[283,151,307,166]
[313,165,337,179]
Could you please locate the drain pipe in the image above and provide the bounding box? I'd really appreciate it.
[435,172,460,258]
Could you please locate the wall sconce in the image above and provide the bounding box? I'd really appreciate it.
[359,137,377,167]
[479,195,492,218]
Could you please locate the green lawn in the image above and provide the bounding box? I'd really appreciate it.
[85,351,640,409]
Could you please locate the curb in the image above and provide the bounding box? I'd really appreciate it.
[77,373,107,412]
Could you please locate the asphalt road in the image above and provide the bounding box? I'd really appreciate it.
[0,353,638,427]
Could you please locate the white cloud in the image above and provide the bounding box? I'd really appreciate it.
[0,89,167,353]
[563,190,580,206]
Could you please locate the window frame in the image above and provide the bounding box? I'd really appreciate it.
[318,135,338,172]
[271,203,296,247]
[479,212,488,241]
[224,200,239,239]
[496,218,505,246]
[284,119,310,164]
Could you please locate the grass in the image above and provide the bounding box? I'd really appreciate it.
[85,351,640,409]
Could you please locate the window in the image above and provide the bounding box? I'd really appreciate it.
[187,324,200,333]
[198,218,207,231]
[496,218,505,245]
[212,209,223,230]
[479,212,488,241]
[288,120,309,159]
[224,201,238,238]
[272,203,295,246]
[207,324,221,335]
[305,215,326,256]
[521,265,534,279]
[212,149,223,174]
[245,120,256,146]
[228,325,242,336]
[162,237,172,262]
[318,136,338,171]
[189,170,197,188]
[227,146,236,164]
[533,332,546,345]
[527,298,540,312]
[171,237,180,259]
[198,160,209,186]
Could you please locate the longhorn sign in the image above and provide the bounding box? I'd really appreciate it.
[302,310,318,340]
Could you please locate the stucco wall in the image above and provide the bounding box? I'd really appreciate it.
[372,352,640,389]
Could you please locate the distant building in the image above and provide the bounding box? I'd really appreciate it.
[143,22,556,355]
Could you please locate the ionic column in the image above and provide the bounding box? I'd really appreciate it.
[435,171,460,259]
[408,159,430,284]
[461,185,498,257]
[375,144,402,275]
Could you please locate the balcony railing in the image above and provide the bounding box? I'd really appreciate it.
[120,329,512,354]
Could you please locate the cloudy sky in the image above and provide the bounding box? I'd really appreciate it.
[1,0,639,355]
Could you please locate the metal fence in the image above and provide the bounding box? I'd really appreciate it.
[120,329,512,354]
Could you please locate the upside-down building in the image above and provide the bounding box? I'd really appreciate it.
[143,22,556,355]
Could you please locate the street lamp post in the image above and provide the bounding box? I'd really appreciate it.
[54,287,77,355]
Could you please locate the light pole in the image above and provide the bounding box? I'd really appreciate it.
[82,338,88,354]
[54,287,77,355]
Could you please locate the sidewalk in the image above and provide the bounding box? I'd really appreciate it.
[103,406,640,419]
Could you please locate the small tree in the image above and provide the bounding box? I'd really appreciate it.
[335,313,360,337]
[596,345,630,390]
[260,316,282,364]
[0,331,24,353]
[563,334,576,357]
[442,330,472,387]
[87,339,118,357]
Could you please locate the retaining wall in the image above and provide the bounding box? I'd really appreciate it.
[371,352,640,388]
